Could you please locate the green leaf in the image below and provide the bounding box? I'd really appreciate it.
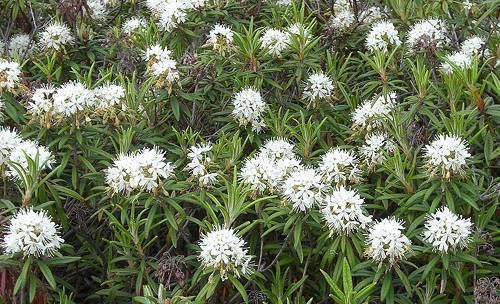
[421,255,440,280]
[342,258,353,296]
[228,275,249,303]
[14,257,32,295]
[320,269,345,302]
[37,260,57,289]
[381,273,392,301]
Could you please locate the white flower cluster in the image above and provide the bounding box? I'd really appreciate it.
[0,59,22,93]
[441,52,472,74]
[302,72,334,106]
[0,127,23,166]
[441,37,489,74]
[29,82,125,121]
[406,19,448,52]
[265,0,292,6]
[144,44,180,84]
[460,36,489,57]
[287,23,310,39]
[330,10,355,33]
[28,81,95,121]
[7,33,35,56]
[2,208,64,257]
[318,148,362,185]
[422,207,472,254]
[423,134,470,179]
[122,17,147,35]
[359,133,395,169]
[207,24,233,51]
[366,21,401,52]
[105,147,175,194]
[320,187,372,235]
[93,84,126,110]
[240,138,302,193]
[282,167,327,212]
[6,139,54,179]
[359,6,385,24]
[365,218,411,264]
[184,143,217,187]
[329,1,384,32]
[86,0,110,20]
[463,0,473,11]
[198,227,252,280]
[232,88,266,132]
[352,92,397,132]
[39,22,74,51]
[145,0,205,32]
[0,127,54,179]
[260,28,290,57]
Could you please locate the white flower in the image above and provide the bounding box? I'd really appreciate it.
[105,147,175,194]
[199,172,218,186]
[360,133,395,169]
[333,0,351,11]
[302,72,334,105]
[0,127,22,165]
[365,218,411,264]
[287,23,311,42]
[463,0,473,11]
[198,227,252,280]
[260,138,296,162]
[287,23,307,36]
[352,92,397,132]
[406,19,448,52]
[2,208,64,257]
[240,139,301,193]
[93,84,125,109]
[360,6,385,24]
[423,134,470,179]
[144,44,180,83]
[240,154,270,193]
[7,140,54,179]
[320,187,372,235]
[185,143,217,186]
[146,0,200,32]
[232,88,266,132]
[441,51,472,74]
[187,143,212,162]
[86,0,108,20]
[366,21,401,52]
[422,207,472,254]
[281,167,326,212]
[39,22,74,51]
[260,28,290,57]
[266,0,292,6]
[8,33,34,56]
[122,17,147,35]
[52,81,95,117]
[240,151,302,193]
[0,59,21,92]
[329,10,355,32]
[207,24,233,51]
[28,84,56,116]
[157,3,188,32]
[318,148,362,185]
[460,36,489,57]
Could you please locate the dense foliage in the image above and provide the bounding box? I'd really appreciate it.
[0,0,499,303]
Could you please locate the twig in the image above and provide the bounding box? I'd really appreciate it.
[259,231,292,272]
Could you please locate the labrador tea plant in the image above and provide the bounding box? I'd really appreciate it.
[0,0,498,303]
